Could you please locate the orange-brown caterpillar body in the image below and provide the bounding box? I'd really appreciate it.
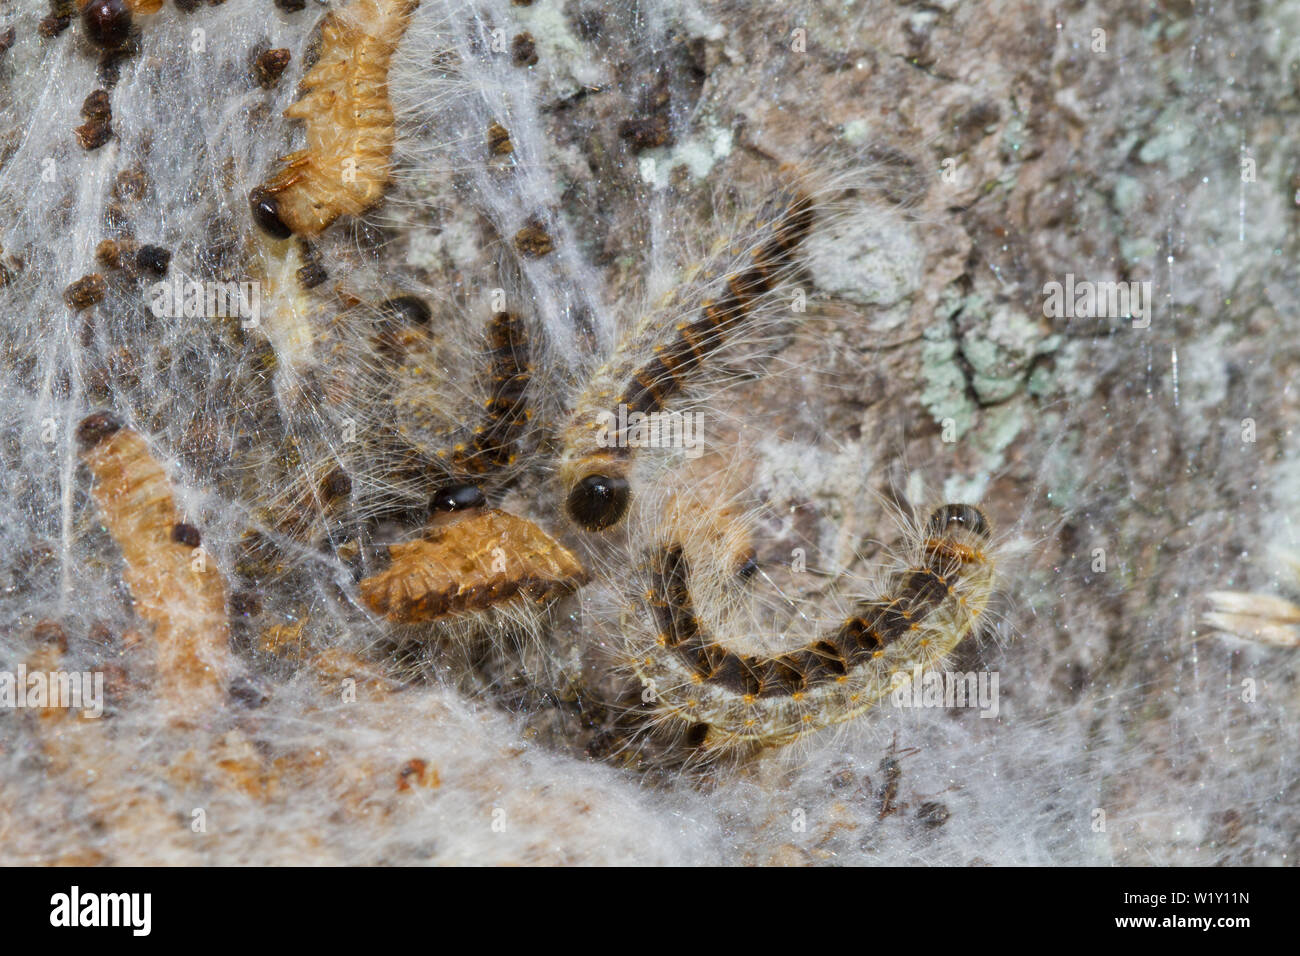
[77,413,230,721]
[250,0,417,238]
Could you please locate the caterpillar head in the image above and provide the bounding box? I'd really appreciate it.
[430,483,486,516]
[925,504,991,565]
[76,410,125,448]
[566,471,631,532]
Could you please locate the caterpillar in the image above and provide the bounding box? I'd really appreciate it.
[426,310,533,480]
[558,181,816,532]
[76,413,231,723]
[249,0,417,239]
[622,502,996,758]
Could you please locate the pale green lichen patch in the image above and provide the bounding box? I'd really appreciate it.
[637,125,733,185]
[1112,176,1144,216]
[1137,106,1196,178]
[956,295,1060,405]
[513,1,611,98]
[921,315,976,440]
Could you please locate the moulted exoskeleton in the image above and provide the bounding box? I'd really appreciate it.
[76,412,231,724]
[250,0,418,239]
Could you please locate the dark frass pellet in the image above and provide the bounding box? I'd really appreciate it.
[135,244,171,276]
[38,15,72,39]
[514,219,554,258]
[170,523,202,548]
[64,274,107,310]
[321,467,353,501]
[511,32,537,67]
[82,89,111,119]
[915,801,951,830]
[74,117,112,150]
[254,48,291,88]
[95,239,122,269]
[487,120,513,156]
[618,116,671,152]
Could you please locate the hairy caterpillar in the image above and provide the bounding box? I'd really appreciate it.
[462,312,530,472]
[422,310,533,480]
[622,502,996,757]
[558,181,816,532]
[249,0,417,239]
[360,502,586,624]
[76,413,231,722]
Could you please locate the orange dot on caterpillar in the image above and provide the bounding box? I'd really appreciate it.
[250,0,417,239]
[76,412,231,724]
[359,491,587,624]
[627,502,996,756]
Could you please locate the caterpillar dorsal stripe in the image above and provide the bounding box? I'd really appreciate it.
[619,191,815,420]
[447,311,532,477]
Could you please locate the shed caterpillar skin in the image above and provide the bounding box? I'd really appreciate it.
[1204,590,1300,648]
[359,502,586,624]
[558,182,816,533]
[249,0,417,239]
[623,502,996,758]
[76,412,230,722]
[1204,544,1300,648]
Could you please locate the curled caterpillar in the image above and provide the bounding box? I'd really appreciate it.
[624,502,996,757]
[76,413,231,722]
[360,491,586,624]
[558,181,816,532]
[78,0,162,49]
[249,0,417,239]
